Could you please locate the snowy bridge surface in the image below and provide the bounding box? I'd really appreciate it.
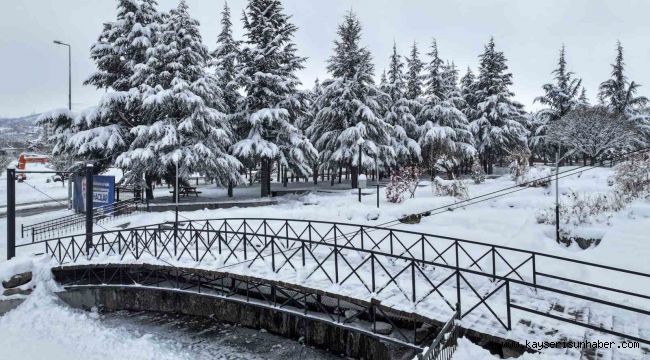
[15,218,650,359]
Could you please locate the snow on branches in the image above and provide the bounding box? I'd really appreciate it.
[547,106,638,164]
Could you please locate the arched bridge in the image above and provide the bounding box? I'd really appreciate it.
[15,218,650,359]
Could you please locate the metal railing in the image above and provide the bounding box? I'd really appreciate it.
[418,307,461,360]
[15,218,650,346]
[21,198,141,241]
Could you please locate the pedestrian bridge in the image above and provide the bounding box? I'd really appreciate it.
[15,218,650,359]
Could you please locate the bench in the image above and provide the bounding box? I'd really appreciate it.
[169,186,202,198]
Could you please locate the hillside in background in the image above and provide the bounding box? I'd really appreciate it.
[0,114,41,147]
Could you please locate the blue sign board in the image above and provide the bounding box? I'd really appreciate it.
[73,175,115,213]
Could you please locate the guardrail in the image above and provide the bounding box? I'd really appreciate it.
[418,308,460,360]
[15,218,650,347]
[21,198,141,241]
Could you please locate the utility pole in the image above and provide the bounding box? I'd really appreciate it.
[53,40,71,111]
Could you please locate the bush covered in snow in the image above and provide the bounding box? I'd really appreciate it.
[536,190,625,226]
[614,153,650,196]
[517,166,552,187]
[432,176,469,200]
[470,156,485,184]
[385,168,420,203]
[537,155,650,226]
[506,147,531,182]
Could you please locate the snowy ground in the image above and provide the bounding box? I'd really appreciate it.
[1,165,649,359]
[0,277,337,360]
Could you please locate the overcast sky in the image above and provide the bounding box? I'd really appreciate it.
[1,0,648,118]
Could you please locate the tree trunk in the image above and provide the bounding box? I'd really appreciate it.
[145,173,155,200]
[227,181,233,197]
[351,166,358,189]
[338,166,342,184]
[261,158,271,197]
[312,165,318,185]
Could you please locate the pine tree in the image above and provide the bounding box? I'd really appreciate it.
[210,1,243,196]
[40,0,161,173]
[405,42,424,101]
[308,11,393,188]
[530,46,582,162]
[115,0,242,197]
[459,67,478,120]
[300,78,324,184]
[210,1,241,115]
[470,38,527,174]
[598,41,648,116]
[418,40,474,178]
[384,42,420,165]
[233,0,316,197]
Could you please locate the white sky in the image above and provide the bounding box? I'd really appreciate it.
[0,0,648,118]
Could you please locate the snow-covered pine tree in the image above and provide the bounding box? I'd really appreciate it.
[404,41,425,120]
[418,40,474,178]
[308,11,393,188]
[598,41,649,143]
[116,0,243,198]
[579,87,589,105]
[384,42,421,165]
[599,41,648,116]
[39,0,161,173]
[296,78,324,184]
[405,42,425,102]
[233,0,316,197]
[210,1,242,196]
[459,67,478,120]
[210,1,241,116]
[530,46,582,163]
[470,37,527,174]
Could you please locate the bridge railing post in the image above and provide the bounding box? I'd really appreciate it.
[271,236,276,272]
[491,246,496,282]
[506,280,511,330]
[532,254,537,285]
[334,224,339,284]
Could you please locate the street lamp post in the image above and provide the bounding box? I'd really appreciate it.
[53,40,71,111]
[357,138,365,202]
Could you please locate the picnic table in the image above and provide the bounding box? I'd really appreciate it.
[170,186,202,198]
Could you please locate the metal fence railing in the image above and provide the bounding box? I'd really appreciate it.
[14,218,650,347]
[417,307,460,360]
[20,198,141,241]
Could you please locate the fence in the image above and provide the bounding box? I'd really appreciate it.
[21,198,142,241]
[14,218,650,347]
[418,308,461,360]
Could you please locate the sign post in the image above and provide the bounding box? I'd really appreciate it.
[85,164,94,253]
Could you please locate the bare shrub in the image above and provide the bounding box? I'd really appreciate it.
[386,168,420,203]
[433,176,469,200]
